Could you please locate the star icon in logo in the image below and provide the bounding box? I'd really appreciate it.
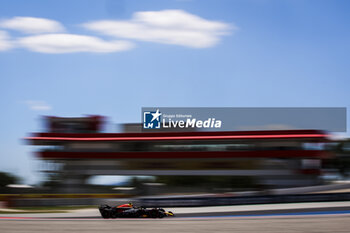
[151,109,162,122]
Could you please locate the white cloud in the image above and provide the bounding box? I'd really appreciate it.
[0,30,13,51]
[24,100,52,111]
[0,17,65,34]
[17,34,135,53]
[83,9,234,48]
[0,10,234,53]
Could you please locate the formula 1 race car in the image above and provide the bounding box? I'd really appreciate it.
[98,203,174,219]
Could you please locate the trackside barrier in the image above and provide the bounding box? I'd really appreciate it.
[3,193,350,207]
[0,194,133,207]
[0,193,132,200]
[135,193,350,207]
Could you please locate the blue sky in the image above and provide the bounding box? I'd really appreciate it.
[0,0,349,184]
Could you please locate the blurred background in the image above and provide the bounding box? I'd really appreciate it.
[1,114,350,208]
[1,0,350,210]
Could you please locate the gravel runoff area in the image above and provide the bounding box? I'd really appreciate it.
[0,215,350,233]
[1,201,350,233]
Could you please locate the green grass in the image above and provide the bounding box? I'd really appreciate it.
[0,205,98,214]
[0,210,67,214]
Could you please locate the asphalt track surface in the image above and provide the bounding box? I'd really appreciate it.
[1,204,350,233]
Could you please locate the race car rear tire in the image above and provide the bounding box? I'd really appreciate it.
[101,210,110,219]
